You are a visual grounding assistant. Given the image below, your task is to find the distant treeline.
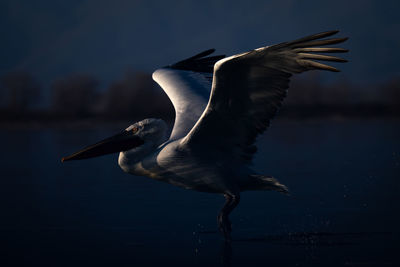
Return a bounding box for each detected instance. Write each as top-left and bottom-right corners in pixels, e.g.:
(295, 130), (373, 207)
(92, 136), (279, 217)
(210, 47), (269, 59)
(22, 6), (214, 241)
(0, 70), (399, 121)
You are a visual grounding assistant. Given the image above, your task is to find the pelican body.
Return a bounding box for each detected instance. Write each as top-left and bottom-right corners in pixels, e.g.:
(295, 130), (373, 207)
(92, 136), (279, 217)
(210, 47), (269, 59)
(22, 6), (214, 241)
(62, 31), (348, 240)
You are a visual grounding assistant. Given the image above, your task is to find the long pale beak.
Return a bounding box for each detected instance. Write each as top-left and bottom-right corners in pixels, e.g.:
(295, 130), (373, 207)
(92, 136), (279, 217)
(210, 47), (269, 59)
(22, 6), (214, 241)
(61, 131), (144, 162)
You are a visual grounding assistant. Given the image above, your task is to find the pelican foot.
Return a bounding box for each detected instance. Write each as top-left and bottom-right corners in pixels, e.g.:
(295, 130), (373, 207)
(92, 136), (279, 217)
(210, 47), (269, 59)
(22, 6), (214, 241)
(218, 213), (232, 241)
(217, 193), (240, 242)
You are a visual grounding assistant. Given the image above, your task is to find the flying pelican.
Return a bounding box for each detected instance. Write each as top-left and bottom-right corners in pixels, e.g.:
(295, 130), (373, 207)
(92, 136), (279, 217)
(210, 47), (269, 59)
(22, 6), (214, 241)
(62, 30), (348, 241)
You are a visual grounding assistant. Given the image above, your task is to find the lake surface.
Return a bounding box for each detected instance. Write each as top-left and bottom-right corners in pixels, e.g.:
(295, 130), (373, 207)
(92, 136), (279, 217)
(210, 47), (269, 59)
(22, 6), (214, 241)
(1, 119), (399, 266)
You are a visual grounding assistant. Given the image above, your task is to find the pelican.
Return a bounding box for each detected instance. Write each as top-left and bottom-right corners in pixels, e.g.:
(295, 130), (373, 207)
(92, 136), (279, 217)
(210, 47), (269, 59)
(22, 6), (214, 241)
(62, 30), (348, 241)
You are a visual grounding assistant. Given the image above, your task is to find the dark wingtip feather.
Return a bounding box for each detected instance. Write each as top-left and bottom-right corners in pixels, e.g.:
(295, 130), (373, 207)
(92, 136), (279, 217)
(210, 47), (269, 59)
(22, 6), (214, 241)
(328, 30), (340, 34)
(187, 49), (216, 60)
(286, 30), (340, 46)
(169, 49), (225, 73)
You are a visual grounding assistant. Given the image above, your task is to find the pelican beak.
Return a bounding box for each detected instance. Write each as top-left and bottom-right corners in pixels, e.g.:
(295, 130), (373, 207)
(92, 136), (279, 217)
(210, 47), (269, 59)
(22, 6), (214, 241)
(61, 131), (144, 162)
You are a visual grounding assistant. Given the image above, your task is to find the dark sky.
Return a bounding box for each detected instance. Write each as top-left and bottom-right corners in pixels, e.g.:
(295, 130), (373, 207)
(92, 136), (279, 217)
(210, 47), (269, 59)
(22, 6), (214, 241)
(1, 0), (399, 88)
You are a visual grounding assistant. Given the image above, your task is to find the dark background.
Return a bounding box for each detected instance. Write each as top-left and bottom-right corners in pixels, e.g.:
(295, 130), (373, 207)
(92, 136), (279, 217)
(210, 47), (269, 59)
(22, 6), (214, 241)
(0, 0), (399, 120)
(0, 1), (399, 266)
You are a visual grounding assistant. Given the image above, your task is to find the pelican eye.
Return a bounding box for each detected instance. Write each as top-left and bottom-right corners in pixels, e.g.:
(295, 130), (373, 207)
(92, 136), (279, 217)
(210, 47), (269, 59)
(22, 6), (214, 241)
(131, 127), (138, 134)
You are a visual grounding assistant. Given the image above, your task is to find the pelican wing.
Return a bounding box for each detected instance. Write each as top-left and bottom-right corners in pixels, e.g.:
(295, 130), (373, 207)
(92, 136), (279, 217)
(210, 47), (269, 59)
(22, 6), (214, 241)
(152, 49), (225, 140)
(183, 31), (348, 163)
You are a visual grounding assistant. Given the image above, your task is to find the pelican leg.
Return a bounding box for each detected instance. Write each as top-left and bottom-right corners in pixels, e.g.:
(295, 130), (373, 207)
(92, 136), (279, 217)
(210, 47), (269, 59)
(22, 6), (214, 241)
(217, 193), (240, 241)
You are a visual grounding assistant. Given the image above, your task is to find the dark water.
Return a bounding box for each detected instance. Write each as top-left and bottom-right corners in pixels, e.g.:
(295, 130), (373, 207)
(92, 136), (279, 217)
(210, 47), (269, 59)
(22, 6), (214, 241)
(1, 119), (399, 266)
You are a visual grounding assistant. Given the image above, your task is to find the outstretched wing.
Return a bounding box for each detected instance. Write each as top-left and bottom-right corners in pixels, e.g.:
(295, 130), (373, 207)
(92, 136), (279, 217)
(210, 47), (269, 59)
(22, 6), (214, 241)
(183, 30), (348, 163)
(152, 49), (225, 140)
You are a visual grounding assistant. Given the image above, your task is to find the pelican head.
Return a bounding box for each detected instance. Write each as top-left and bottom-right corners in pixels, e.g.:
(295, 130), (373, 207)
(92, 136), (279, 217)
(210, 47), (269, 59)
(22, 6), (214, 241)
(62, 118), (168, 163)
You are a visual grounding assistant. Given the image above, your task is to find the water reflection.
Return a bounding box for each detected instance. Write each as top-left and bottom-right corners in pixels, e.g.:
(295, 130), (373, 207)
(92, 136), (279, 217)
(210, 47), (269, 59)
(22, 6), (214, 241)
(216, 231), (395, 267)
(1, 119), (399, 266)
(221, 241), (232, 267)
